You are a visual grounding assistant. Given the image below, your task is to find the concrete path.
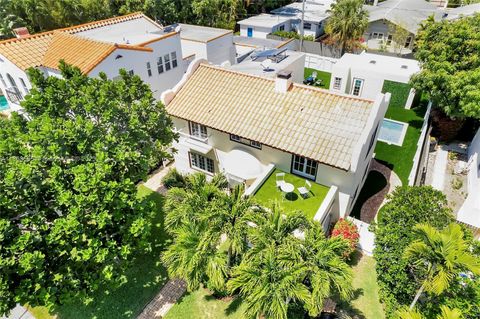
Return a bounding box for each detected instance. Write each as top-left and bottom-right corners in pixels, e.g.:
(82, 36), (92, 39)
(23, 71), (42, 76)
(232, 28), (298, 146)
(431, 146), (448, 191)
(360, 160), (402, 223)
(143, 162), (175, 195)
(137, 279), (186, 319)
(1, 305), (34, 319)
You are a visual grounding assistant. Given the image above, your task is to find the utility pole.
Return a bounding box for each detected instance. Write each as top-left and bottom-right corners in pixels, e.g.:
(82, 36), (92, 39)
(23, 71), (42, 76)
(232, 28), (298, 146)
(299, 0), (306, 52)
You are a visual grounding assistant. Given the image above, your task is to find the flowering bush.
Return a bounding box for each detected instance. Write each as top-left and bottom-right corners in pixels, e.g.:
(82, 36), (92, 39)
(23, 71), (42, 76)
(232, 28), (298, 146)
(331, 218), (359, 258)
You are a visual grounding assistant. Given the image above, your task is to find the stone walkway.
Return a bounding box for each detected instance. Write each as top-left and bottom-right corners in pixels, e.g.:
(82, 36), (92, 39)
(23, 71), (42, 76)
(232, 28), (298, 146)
(138, 163), (187, 319)
(360, 160), (402, 223)
(137, 279), (187, 319)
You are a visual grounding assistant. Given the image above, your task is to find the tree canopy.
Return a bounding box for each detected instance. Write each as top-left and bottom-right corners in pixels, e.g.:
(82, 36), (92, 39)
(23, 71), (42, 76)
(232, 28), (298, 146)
(0, 62), (176, 314)
(411, 14), (480, 119)
(373, 186), (454, 317)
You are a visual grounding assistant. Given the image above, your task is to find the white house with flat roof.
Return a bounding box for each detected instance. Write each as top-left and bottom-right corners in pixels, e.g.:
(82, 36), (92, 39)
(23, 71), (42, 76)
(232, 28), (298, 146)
(179, 24), (236, 66)
(330, 52), (420, 108)
(162, 60), (390, 226)
(238, 14), (293, 39)
(0, 13), (184, 112)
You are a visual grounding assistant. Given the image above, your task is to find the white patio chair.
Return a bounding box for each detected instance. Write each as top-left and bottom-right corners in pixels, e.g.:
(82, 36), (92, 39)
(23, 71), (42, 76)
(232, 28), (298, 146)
(298, 180), (312, 198)
(275, 173), (285, 189)
(311, 71), (317, 80)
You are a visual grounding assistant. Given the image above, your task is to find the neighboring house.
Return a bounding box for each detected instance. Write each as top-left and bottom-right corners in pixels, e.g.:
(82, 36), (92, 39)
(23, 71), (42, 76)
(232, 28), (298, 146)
(179, 24), (236, 66)
(363, 0), (443, 54)
(329, 51), (420, 108)
(162, 60), (390, 225)
(229, 49), (305, 83)
(0, 12), (185, 112)
(237, 0), (333, 40)
(271, 0), (334, 39)
(445, 3), (480, 20)
(457, 129), (480, 239)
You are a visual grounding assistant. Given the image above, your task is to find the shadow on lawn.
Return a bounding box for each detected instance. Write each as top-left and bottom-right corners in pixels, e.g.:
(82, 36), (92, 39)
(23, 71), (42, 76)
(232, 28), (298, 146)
(55, 190), (170, 319)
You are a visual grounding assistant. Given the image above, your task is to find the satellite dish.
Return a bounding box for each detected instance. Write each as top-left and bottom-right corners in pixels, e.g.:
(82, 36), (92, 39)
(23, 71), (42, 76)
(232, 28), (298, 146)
(261, 59), (273, 72)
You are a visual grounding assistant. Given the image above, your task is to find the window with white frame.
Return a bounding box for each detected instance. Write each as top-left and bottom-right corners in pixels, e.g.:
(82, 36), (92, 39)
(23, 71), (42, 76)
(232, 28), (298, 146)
(333, 77), (342, 90)
(386, 34), (393, 45)
(292, 155), (317, 180)
(189, 121), (208, 139)
(371, 32), (384, 39)
(404, 36), (412, 48)
(190, 152), (214, 173)
(157, 57), (164, 74)
(229, 134), (261, 149)
(250, 140), (261, 149)
(19, 78), (28, 93)
(303, 22), (312, 30)
(164, 54), (171, 71)
(230, 134), (241, 142)
(128, 70), (134, 76)
(146, 62), (152, 77)
(171, 52), (178, 68)
(0, 74), (7, 87)
(279, 25), (285, 31)
(351, 78), (364, 96)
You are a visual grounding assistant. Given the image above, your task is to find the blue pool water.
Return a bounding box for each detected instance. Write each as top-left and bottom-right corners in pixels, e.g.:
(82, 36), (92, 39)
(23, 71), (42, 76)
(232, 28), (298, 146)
(378, 119), (407, 146)
(0, 96), (8, 111)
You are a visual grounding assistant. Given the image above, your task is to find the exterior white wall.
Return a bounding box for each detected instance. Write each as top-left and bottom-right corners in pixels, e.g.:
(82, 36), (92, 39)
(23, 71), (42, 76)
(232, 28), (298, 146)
(181, 40), (207, 62)
(206, 34), (236, 65)
(89, 33), (185, 100)
(240, 22), (292, 39)
(0, 53), (32, 111)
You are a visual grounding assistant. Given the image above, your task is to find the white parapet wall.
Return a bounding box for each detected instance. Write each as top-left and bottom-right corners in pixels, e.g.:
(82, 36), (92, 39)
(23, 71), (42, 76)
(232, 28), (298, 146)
(304, 53), (338, 73)
(244, 163), (276, 197)
(348, 217), (375, 256)
(314, 185), (338, 233)
(408, 101), (432, 185)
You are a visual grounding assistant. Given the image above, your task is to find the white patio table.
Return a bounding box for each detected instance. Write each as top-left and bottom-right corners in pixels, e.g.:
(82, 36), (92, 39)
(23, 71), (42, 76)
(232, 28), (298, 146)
(280, 182), (294, 199)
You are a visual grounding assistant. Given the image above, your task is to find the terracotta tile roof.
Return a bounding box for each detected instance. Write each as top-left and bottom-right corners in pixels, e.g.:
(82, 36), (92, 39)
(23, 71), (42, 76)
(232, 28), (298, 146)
(166, 64), (376, 170)
(0, 12), (155, 72)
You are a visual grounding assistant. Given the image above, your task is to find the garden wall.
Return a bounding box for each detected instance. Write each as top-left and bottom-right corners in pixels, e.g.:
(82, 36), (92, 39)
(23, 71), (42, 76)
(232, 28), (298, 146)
(304, 53), (338, 73)
(266, 34), (342, 58)
(408, 101), (432, 186)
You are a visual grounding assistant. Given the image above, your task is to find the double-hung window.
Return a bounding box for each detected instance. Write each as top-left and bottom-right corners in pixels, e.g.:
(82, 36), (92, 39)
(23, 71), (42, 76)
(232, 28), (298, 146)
(386, 34), (393, 46)
(190, 152), (214, 173)
(171, 52), (178, 68)
(164, 54), (171, 71)
(333, 77), (342, 90)
(351, 78), (364, 96)
(189, 122), (208, 139)
(19, 78), (29, 93)
(157, 57), (164, 74)
(146, 62), (152, 77)
(404, 36), (412, 48)
(292, 155), (317, 180)
(303, 22), (312, 30)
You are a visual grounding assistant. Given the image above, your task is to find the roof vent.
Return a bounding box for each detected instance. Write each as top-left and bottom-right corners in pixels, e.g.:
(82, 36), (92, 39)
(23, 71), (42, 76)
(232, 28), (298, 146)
(401, 65), (408, 69)
(369, 60), (376, 64)
(13, 27), (30, 39)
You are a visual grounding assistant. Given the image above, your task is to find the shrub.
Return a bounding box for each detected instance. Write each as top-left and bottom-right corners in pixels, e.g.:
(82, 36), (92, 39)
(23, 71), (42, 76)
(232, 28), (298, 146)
(331, 218), (359, 258)
(162, 168), (186, 189)
(272, 30), (314, 41)
(381, 80), (412, 108)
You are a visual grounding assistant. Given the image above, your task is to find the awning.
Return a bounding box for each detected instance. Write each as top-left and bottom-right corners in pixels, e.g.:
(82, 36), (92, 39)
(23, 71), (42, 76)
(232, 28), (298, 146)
(184, 138), (213, 155)
(220, 148), (265, 180)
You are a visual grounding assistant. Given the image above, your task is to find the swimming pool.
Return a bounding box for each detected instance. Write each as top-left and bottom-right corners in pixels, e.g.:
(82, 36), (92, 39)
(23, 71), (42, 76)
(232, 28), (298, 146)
(0, 96), (9, 111)
(378, 118), (408, 146)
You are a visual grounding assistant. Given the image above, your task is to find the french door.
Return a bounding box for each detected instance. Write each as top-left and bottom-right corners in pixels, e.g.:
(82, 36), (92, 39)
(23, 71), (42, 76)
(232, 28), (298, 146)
(292, 155), (317, 180)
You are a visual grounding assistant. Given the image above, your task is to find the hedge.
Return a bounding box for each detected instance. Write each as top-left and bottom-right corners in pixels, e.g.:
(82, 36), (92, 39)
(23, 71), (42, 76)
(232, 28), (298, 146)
(381, 80), (412, 108)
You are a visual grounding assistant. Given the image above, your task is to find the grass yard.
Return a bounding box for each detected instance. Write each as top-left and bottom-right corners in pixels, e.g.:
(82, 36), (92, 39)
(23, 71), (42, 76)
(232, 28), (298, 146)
(350, 171), (387, 220)
(338, 251), (385, 319)
(31, 185), (169, 319)
(374, 105), (427, 185)
(164, 289), (247, 319)
(304, 67), (331, 89)
(253, 169), (330, 219)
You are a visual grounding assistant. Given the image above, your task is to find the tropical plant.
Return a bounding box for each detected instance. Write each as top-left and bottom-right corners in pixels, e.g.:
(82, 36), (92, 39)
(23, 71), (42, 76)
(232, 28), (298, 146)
(0, 62), (175, 314)
(373, 186), (454, 317)
(397, 305), (463, 319)
(404, 223), (480, 309)
(162, 168), (186, 189)
(325, 0), (369, 54)
(331, 218), (359, 259)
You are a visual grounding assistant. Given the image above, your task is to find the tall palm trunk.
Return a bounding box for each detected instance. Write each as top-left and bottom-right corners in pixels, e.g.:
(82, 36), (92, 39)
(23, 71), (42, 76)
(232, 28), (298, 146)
(409, 281), (425, 309)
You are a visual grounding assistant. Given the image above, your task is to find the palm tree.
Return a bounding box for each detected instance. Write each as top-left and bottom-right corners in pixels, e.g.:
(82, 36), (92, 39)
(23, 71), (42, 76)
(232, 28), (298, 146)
(404, 223), (480, 309)
(302, 223), (353, 317)
(325, 0), (369, 54)
(397, 305), (462, 319)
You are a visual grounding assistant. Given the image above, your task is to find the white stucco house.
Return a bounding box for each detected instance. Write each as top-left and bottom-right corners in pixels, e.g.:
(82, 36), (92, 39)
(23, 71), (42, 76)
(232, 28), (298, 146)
(179, 24), (236, 66)
(238, 14), (292, 39)
(457, 129), (480, 238)
(0, 13), (185, 112)
(162, 59), (390, 227)
(329, 51), (420, 108)
(363, 0), (443, 54)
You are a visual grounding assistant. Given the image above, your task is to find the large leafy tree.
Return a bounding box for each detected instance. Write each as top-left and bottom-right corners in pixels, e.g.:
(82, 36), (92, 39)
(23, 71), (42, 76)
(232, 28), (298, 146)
(411, 14), (480, 119)
(373, 186), (454, 317)
(404, 223), (480, 310)
(0, 62), (176, 314)
(325, 0), (369, 54)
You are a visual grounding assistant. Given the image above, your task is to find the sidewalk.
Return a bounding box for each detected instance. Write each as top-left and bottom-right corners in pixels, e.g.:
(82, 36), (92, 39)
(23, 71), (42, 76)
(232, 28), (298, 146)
(1, 305), (34, 319)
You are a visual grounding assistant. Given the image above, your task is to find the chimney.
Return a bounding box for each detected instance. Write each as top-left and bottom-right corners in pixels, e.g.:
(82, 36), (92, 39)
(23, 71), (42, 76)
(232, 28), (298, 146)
(275, 70), (292, 93)
(13, 27), (30, 39)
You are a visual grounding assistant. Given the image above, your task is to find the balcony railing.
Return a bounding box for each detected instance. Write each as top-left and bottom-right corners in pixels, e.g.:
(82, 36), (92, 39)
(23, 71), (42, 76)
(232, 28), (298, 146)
(5, 87), (23, 105)
(175, 128), (210, 143)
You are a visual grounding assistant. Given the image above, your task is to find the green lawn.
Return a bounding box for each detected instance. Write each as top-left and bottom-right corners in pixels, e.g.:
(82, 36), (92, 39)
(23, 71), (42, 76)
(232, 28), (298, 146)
(164, 289), (247, 319)
(30, 185), (169, 319)
(338, 251), (385, 319)
(374, 104), (427, 185)
(253, 169), (330, 219)
(304, 68), (331, 89)
(350, 171), (387, 220)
